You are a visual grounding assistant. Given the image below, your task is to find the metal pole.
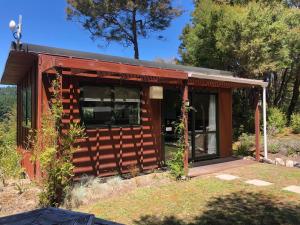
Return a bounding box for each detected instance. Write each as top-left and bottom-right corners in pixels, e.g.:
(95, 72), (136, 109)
(254, 94), (260, 161)
(263, 86), (268, 159)
(18, 15), (22, 40)
(16, 15), (22, 50)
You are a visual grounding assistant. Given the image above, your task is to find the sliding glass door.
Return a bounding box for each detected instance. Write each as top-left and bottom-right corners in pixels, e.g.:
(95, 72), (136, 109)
(189, 92), (218, 161)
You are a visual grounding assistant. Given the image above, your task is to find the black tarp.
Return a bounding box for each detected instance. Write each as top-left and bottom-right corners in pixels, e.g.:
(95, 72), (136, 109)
(0, 207), (123, 225)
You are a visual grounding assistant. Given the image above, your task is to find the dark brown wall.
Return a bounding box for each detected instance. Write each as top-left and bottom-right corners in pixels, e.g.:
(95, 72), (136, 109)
(218, 88), (233, 157)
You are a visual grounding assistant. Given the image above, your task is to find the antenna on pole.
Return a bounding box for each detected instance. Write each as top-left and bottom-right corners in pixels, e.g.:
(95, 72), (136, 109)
(9, 15), (23, 50)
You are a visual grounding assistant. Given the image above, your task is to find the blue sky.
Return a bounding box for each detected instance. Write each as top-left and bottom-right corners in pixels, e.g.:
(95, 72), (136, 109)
(0, 0), (194, 83)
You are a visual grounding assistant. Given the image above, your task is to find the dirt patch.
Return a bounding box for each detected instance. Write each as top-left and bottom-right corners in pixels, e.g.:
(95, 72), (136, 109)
(0, 179), (40, 217)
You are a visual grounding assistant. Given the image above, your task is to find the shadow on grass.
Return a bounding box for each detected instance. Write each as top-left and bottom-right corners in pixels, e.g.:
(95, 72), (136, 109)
(135, 191), (300, 225)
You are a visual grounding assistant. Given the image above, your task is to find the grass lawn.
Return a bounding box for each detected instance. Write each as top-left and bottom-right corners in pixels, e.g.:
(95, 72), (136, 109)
(80, 163), (300, 225)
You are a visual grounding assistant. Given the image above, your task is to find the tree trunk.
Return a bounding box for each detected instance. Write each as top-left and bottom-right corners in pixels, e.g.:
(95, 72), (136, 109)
(274, 68), (291, 107)
(132, 6), (139, 59)
(287, 68), (300, 123)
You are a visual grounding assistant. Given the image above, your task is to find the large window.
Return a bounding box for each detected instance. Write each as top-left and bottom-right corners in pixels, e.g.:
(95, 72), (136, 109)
(22, 85), (32, 128)
(79, 85), (141, 127)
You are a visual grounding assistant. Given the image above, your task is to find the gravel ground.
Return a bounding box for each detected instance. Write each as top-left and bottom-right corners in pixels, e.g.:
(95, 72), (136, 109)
(0, 179), (40, 217)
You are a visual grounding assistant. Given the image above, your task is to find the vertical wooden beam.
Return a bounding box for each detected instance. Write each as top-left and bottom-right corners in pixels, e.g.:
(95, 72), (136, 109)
(254, 91), (260, 161)
(37, 58), (43, 130)
(218, 88), (233, 157)
(182, 82), (189, 176)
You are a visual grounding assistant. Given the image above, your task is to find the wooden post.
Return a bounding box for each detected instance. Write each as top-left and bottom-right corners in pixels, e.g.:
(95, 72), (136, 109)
(37, 60), (43, 130)
(254, 92), (260, 161)
(182, 83), (189, 176)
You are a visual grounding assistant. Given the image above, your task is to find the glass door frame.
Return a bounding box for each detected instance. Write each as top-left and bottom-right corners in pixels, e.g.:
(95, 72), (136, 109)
(189, 91), (219, 162)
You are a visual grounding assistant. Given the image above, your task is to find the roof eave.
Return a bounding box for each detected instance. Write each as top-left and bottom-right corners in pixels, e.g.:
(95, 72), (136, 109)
(0, 50), (37, 85)
(188, 72), (268, 88)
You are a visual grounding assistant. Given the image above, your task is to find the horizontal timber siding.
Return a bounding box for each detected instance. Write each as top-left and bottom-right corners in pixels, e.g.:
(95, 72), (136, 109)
(42, 75), (162, 177)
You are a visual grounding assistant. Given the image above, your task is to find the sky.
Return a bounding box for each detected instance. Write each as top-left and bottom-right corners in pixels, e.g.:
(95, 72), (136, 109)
(0, 0), (194, 84)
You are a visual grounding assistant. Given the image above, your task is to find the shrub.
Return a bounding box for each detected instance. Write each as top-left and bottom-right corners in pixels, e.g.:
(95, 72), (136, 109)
(268, 142), (280, 154)
(287, 147), (298, 157)
(0, 106), (22, 185)
(234, 133), (254, 156)
(291, 113), (300, 134)
(167, 118), (186, 179)
(31, 76), (85, 207)
(267, 107), (287, 135)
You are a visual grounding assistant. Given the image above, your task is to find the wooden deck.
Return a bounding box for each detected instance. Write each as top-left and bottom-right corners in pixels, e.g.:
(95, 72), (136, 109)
(188, 157), (256, 177)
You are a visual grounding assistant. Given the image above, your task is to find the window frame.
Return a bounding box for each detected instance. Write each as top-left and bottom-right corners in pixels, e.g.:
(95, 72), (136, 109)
(79, 84), (142, 128)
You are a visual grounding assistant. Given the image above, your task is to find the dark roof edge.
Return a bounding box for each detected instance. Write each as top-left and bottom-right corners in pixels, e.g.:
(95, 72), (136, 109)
(17, 42), (233, 76)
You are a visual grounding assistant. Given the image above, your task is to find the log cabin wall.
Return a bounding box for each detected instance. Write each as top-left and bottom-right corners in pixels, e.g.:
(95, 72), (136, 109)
(42, 75), (162, 177)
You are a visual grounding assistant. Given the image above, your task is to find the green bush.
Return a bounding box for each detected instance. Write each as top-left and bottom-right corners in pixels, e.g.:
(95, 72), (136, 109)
(291, 113), (300, 134)
(0, 106), (22, 185)
(287, 147), (299, 157)
(31, 77), (85, 207)
(167, 149), (184, 179)
(234, 133), (254, 157)
(167, 119), (186, 179)
(268, 107), (287, 135)
(268, 142), (280, 154)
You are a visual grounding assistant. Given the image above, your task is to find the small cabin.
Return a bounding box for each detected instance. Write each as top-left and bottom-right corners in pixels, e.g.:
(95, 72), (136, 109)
(1, 43), (268, 179)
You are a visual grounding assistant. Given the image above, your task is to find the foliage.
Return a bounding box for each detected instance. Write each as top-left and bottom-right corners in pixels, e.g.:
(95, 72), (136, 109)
(179, 0), (300, 132)
(268, 142), (280, 154)
(31, 76), (85, 207)
(291, 113), (300, 134)
(0, 105), (22, 185)
(0, 86), (16, 122)
(268, 107), (287, 135)
(66, 0), (182, 59)
(287, 145), (300, 157)
(14, 181), (27, 195)
(234, 133), (254, 156)
(167, 118), (185, 179)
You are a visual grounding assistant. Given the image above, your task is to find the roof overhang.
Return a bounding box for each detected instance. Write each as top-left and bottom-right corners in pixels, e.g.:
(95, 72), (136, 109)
(188, 72), (268, 88)
(1, 50), (37, 85)
(1, 42), (268, 88)
(41, 55), (188, 81)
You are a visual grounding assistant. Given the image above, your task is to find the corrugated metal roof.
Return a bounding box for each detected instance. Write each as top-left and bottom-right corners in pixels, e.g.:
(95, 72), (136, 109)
(19, 43), (233, 76)
(1, 42), (267, 87)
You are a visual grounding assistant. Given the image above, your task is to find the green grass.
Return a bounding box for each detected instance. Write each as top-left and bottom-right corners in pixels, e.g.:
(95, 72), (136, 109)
(80, 163), (300, 224)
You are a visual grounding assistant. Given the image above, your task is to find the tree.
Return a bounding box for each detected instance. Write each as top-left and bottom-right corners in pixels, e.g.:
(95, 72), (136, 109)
(179, 0), (300, 133)
(0, 86), (16, 122)
(0, 105), (21, 185)
(66, 0), (182, 59)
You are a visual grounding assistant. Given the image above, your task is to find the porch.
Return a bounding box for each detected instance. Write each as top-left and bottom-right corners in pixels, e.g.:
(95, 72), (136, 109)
(188, 157), (256, 177)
